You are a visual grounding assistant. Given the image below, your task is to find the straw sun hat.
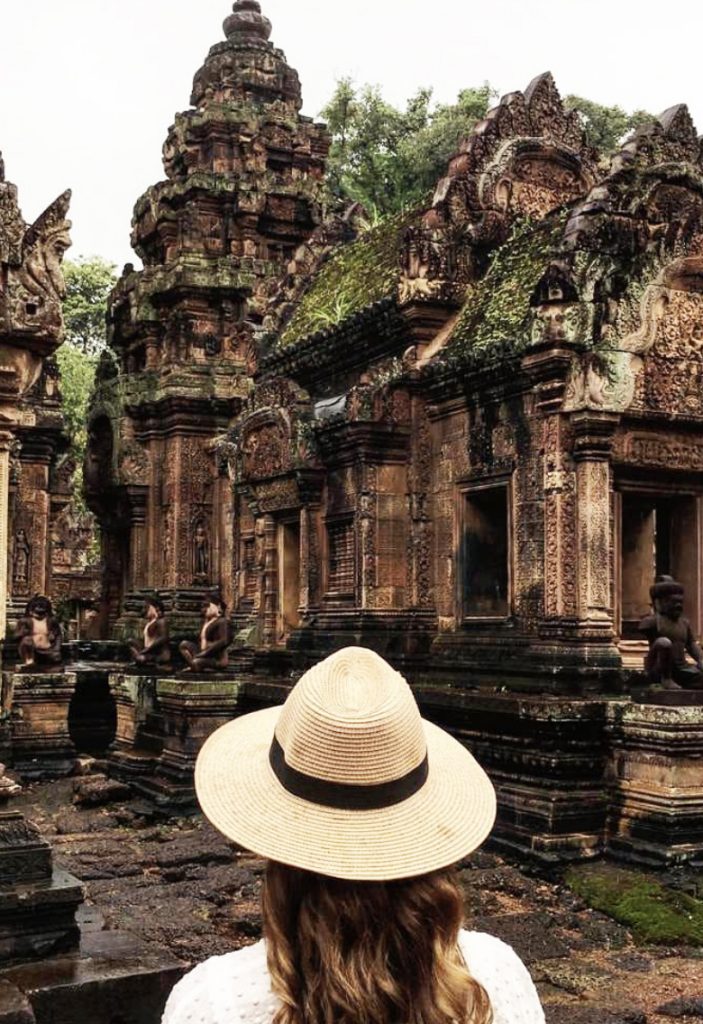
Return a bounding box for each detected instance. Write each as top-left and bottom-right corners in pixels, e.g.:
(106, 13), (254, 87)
(195, 647), (497, 881)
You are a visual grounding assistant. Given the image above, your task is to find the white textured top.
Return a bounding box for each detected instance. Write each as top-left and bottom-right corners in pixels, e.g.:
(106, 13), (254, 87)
(162, 930), (545, 1024)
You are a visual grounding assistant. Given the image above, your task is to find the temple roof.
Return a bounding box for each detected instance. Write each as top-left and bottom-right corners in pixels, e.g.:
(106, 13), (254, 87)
(265, 73), (599, 357)
(265, 76), (703, 385)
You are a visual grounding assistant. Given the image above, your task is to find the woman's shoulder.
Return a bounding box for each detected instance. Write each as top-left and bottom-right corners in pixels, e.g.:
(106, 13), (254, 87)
(161, 939), (277, 1024)
(459, 929), (545, 1024)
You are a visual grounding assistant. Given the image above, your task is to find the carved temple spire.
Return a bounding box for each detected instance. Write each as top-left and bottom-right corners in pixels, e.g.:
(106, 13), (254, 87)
(223, 0), (273, 43)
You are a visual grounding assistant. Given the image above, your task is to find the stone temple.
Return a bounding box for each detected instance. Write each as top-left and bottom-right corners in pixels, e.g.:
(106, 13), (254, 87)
(2, 0), (703, 921)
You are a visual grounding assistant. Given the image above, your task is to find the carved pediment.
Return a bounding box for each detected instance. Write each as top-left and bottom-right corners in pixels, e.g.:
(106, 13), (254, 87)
(240, 412), (292, 481)
(564, 253), (703, 416)
(564, 105), (703, 258)
(426, 73), (597, 239)
(1, 186), (72, 344)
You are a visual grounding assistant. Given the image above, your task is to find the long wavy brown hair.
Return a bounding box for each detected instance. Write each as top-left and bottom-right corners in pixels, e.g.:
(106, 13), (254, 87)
(262, 861), (492, 1024)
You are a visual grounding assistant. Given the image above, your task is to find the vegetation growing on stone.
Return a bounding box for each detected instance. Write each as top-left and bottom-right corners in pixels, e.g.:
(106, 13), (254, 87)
(566, 863), (703, 946)
(278, 206), (419, 349)
(444, 211), (569, 368)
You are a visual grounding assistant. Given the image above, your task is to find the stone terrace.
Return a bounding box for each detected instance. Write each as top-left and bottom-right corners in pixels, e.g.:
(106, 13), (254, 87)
(10, 779), (703, 1024)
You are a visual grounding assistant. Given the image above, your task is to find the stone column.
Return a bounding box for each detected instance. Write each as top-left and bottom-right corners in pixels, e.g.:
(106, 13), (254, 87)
(572, 412), (619, 635)
(0, 432), (11, 640)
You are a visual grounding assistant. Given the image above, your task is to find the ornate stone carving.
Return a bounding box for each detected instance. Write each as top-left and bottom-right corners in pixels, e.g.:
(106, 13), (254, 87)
(242, 420), (290, 480)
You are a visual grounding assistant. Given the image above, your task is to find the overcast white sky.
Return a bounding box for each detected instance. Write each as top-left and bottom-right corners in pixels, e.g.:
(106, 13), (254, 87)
(1, 0), (702, 269)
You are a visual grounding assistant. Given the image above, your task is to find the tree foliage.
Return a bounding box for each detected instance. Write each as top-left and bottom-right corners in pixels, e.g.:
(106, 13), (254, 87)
(321, 80), (496, 217)
(56, 343), (98, 463)
(57, 256), (117, 513)
(62, 255), (117, 355)
(563, 95), (653, 154)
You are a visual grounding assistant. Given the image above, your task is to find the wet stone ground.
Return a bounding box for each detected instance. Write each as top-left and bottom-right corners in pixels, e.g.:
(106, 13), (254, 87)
(13, 779), (703, 1024)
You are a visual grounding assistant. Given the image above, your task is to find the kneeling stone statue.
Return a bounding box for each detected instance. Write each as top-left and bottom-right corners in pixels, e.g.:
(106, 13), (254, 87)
(640, 575), (703, 690)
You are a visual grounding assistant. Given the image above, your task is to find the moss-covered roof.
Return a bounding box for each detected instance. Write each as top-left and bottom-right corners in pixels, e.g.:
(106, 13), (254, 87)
(277, 206), (421, 350)
(442, 211), (569, 369)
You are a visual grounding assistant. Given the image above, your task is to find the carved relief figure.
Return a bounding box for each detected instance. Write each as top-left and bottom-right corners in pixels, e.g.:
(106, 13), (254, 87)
(179, 594), (231, 672)
(11, 530), (30, 590)
(640, 576), (703, 690)
(128, 596), (171, 668)
(242, 422), (288, 479)
(15, 596), (63, 672)
(192, 519), (210, 582)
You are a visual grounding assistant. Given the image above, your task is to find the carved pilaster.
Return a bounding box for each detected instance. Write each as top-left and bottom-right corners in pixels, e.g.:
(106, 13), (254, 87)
(262, 516), (277, 645)
(358, 464), (377, 611)
(127, 486), (149, 591)
(0, 433), (11, 640)
(542, 415), (577, 620)
(571, 412), (619, 632)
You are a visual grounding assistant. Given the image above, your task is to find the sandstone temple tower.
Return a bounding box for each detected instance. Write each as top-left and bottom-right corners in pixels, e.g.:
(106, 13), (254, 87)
(86, 1), (329, 633)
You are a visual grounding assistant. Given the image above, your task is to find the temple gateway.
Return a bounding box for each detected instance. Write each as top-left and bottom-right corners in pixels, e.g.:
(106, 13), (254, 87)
(3, 0), (703, 867)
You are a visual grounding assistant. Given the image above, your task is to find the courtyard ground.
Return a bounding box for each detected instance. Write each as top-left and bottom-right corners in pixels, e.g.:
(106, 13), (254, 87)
(12, 778), (703, 1024)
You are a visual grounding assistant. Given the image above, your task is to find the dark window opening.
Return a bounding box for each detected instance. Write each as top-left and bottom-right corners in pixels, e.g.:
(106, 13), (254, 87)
(620, 493), (698, 639)
(462, 485), (510, 618)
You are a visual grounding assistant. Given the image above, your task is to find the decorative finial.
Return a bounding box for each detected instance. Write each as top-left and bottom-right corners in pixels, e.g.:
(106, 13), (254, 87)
(223, 1), (272, 42)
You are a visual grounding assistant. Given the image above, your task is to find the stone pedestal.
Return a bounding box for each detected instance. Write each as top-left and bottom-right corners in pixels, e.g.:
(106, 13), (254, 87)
(416, 689), (628, 862)
(0, 811), (184, 1022)
(0, 812), (83, 963)
(131, 677), (245, 810)
(107, 672), (162, 779)
(4, 674), (76, 777)
(606, 700), (703, 867)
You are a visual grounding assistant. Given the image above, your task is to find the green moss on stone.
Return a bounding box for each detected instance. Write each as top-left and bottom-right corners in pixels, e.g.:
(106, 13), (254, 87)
(278, 206), (420, 349)
(566, 863), (703, 946)
(445, 212), (569, 368)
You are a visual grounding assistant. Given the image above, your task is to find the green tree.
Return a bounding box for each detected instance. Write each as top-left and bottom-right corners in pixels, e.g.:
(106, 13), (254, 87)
(564, 96), (653, 153)
(321, 80), (496, 217)
(62, 255), (117, 354)
(57, 256), (117, 513)
(56, 343), (98, 464)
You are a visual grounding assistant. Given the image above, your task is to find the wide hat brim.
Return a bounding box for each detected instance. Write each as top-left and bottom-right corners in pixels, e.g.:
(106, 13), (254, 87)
(195, 706), (497, 881)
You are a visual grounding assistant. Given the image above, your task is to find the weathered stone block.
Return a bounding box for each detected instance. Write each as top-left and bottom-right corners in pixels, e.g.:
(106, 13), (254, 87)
(607, 701), (703, 866)
(130, 677), (246, 810)
(5, 674), (76, 778)
(0, 929), (184, 1024)
(72, 775), (131, 808)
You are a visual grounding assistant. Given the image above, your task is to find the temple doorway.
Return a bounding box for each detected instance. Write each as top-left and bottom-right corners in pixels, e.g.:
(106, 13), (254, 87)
(68, 673), (117, 756)
(618, 491), (700, 639)
(277, 518), (301, 642)
(460, 482), (511, 619)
